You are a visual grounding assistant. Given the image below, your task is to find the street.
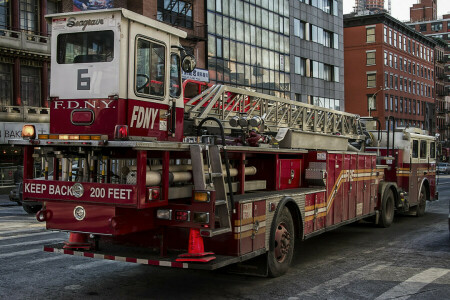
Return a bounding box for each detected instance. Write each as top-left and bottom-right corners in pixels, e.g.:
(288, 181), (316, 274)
(0, 178), (449, 300)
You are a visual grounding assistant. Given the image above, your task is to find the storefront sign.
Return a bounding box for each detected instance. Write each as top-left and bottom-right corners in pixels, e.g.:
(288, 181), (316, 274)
(182, 68), (209, 83)
(0, 122), (49, 144)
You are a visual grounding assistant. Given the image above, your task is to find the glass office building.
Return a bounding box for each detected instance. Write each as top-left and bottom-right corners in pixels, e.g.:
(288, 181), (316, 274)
(290, 0), (344, 110)
(206, 0), (291, 99)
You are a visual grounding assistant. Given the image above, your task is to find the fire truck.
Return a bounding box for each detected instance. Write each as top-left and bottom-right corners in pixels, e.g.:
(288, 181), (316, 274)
(12, 9), (437, 277)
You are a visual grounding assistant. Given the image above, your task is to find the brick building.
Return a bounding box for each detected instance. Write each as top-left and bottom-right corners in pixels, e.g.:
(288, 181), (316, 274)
(406, 13), (450, 144)
(344, 13), (436, 132)
(0, 0), (60, 176)
(354, 0), (385, 14)
(410, 0), (437, 22)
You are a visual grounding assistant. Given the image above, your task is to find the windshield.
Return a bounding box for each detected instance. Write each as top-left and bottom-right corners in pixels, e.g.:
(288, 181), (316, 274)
(57, 30), (114, 64)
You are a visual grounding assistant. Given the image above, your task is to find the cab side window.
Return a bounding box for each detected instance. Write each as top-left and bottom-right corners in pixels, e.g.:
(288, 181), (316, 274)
(169, 53), (181, 97)
(135, 37), (165, 97)
(412, 140), (418, 158)
(420, 140), (427, 159)
(430, 142), (436, 159)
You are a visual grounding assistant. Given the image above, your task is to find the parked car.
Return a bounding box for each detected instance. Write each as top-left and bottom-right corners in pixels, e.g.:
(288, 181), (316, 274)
(437, 163), (450, 174)
(9, 182), (22, 206)
(9, 181), (43, 214)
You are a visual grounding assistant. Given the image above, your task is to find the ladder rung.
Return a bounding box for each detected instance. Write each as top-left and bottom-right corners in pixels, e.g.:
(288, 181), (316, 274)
(215, 200), (227, 206)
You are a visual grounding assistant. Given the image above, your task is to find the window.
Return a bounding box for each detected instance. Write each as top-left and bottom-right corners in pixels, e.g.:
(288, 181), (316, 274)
(389, 29), (392, 45)
(420, 140), (427, 159)
(216, 37), (223, 57)
(135, 38), (166, 97)
(431, 22), (443, 31)
(368, 94), (376, 111)
(394, 55), (397, 69)
(333, 66), (339, 82)
(294, 56), (305, 76)
(20, 0), (38, 32)
(395, 75), (398, 90)
(389, 53), (393, 67)
(417, 100), (420, 115)
(294, 19), (305, 39)
(384, 51), (388, 65)
(413, 99), (416, 114)
(400, 97), (403, 113)
(394, 32), (397, 47)
(367, 73), (376, 88)
(390, 95), (393, 111)
(384, 72), (388, 88)
(395, 97), (398, 112)
(412, 140), (418, 158)
(57, 31), (115, 64)
(0, 63), (12, 106)
(157, 0), (193, 28)
(21, 66), (40, 107)
(420, 24), (427, 31)
(399, 34), (402, 49)
(399, 57), (403, 71)
(0, 0), (11, 30)
(430, 142), (436, 158)
(366, 51), (376, 65)
(385, 94), (388, 111)
(333, 33), (339, 49)
(390, 74), (393, 88)
(366, 26), (376, 43)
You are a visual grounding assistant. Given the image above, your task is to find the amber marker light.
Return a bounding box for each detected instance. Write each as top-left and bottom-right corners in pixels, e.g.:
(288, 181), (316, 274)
(22, 125), (36, 139)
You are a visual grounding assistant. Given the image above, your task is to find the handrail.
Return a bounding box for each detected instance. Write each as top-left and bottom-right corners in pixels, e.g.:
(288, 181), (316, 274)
(185, 84), (364, 140)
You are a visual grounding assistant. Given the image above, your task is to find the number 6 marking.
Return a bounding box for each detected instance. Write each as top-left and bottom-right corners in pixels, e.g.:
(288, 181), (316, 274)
(77, 69), (91, 90)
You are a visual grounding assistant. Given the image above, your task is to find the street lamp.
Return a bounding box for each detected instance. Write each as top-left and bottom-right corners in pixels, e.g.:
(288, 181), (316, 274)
(369, 86), (389, 117)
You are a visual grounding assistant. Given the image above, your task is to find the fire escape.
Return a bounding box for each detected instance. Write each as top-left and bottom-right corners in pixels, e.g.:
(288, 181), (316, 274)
(158, 0), (207, 47)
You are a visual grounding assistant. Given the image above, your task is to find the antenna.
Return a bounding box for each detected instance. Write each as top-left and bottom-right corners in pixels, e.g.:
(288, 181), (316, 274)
(388, 0), (391, 14)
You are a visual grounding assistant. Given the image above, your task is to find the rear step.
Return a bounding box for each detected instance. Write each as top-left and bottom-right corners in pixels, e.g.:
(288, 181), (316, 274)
(44, 243), (266, 270)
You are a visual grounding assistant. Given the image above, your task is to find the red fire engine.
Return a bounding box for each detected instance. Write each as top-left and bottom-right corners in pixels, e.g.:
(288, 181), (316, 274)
(12, 9), (437, 277)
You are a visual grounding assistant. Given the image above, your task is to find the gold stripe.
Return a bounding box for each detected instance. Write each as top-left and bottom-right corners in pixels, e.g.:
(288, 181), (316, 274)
(234, 218), (253, 226)
(234, 227), (266, 239)
(254, 215), (266, 222)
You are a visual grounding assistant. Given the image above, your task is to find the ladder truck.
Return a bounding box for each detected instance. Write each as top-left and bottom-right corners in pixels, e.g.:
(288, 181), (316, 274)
(12, 9), (437, 277)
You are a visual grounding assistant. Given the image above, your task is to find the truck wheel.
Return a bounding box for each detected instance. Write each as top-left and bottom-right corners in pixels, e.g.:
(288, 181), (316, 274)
(412, 188), (427, 217)
(379, 189), (395, 228)
(268, 207), (294, 277)
(22, 203), (42, 214)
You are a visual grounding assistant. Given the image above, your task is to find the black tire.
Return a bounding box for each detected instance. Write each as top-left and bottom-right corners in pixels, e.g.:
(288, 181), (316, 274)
(412, 188), (427, 217)
(379, 189), (395, 228)
(268, 207), (295, 277)
(22, 203), (42, 214)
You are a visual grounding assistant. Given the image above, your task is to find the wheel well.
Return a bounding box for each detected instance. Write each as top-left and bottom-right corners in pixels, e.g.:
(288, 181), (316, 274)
(284, 201), (303, 240)
(422, 180), (430, 200)
(387, 185), (399, 209)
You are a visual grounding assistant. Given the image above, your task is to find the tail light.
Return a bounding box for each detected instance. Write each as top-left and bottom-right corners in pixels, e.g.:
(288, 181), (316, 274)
(114, 125), (128, 140)
(175, 210), (190, 221)
(147, 187), (160, 201)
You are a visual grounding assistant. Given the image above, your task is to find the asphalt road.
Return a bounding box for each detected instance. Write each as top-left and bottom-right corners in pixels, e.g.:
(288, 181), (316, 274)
(0, 177), (449, 300)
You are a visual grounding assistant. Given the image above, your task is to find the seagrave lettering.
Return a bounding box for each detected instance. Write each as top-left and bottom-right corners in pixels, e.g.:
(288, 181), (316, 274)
(67, 17), (104, 31)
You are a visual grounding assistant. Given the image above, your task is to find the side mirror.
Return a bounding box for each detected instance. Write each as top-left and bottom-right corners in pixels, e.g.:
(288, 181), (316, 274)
(181, 55), (196, 73)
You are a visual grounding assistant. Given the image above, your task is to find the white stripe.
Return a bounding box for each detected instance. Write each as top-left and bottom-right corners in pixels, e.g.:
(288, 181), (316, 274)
(136, 258), (149, 264)
(0, 248), (41, 259)
(93, 253), (104, 259)
(317, 207), (326, 213)
(115, 256), (126, 262)
(305, 211), (314, 217)
(375, 268), (450, 300)
(297, 263), (390, 297)
(0, 231), (63, 241)
(28, 255), (67, 264)
(0, 238), (61, 249)
(159, 261), (172, 267)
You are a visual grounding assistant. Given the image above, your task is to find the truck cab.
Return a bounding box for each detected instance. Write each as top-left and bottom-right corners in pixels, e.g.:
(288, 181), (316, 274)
(47, 9), (194, 141)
